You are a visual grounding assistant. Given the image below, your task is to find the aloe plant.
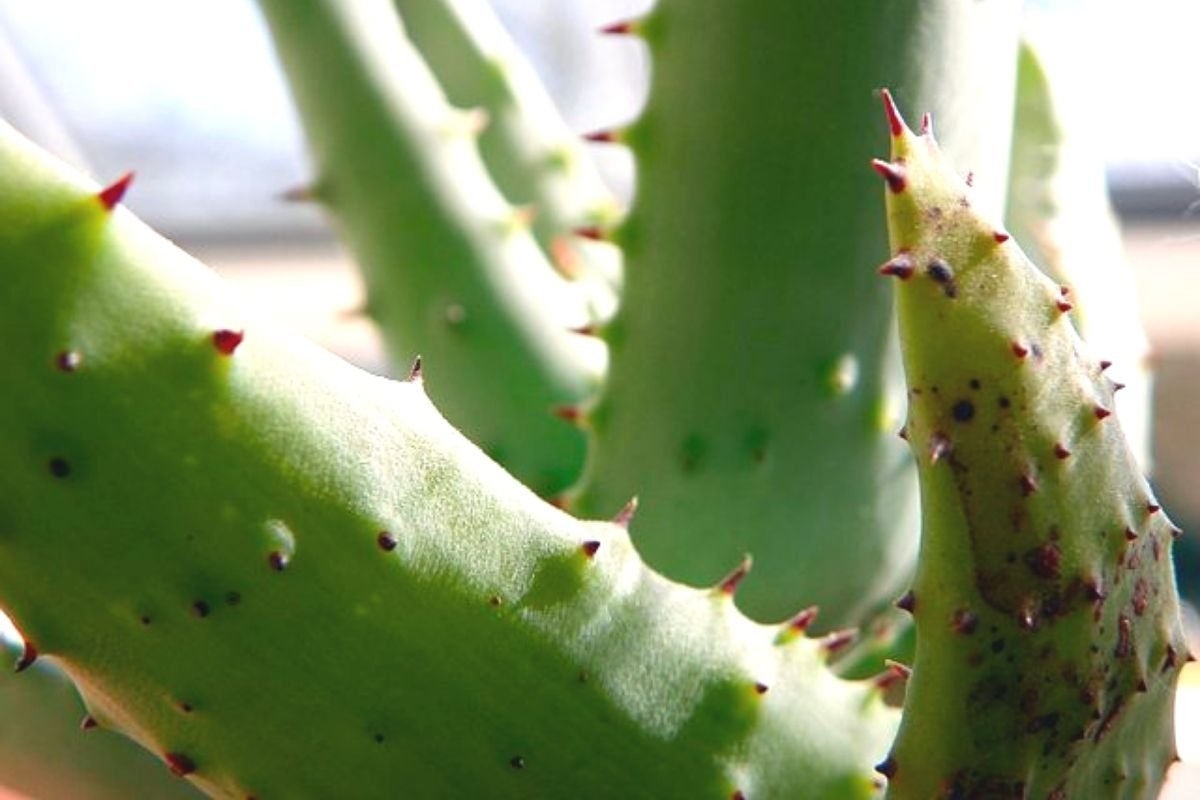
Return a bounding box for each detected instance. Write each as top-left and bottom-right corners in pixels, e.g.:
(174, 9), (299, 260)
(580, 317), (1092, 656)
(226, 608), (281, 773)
(0, 1), (1187, 798)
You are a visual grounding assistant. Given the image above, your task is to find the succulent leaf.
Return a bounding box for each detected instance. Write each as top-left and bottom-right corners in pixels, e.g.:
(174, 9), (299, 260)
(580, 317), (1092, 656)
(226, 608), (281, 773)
(573, 0), (1022, 625)
(395, 0), (623, 298)
(256, 0), (603, 497)
(877, 93), (1187, 800)
(0, 118), (895, 800)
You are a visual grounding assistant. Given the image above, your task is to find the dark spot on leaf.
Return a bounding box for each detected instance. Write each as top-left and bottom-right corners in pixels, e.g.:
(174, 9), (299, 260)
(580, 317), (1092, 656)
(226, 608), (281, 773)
(1132, 579), (1149, 616)
(1115, 615), (1133, 659)
(55, 350), (82, 372)
(952, 608), (978, 634)
(1027, 712), (1060, 733)
(927, 259), (953, 283)
(952, 400), (975, 422)
(1024, 543), (1062, 579)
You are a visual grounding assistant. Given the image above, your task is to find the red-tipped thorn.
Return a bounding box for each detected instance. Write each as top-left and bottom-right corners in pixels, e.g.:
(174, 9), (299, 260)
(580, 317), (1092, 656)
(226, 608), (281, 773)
(570, 322), (598, 337)
(599, 20), (636, 35)
(717, 555), (753, 596)
(880, 89), (906, 137)
(81, 714), (98, 731)
(787, 605), (820, 634)
(14, 641), (37, 673)
(1094, 405), (1112, 420)
(753, 682), (769, 695)
(509, 205), (537, 228)
(165, 752), (196, 777)
(1124, 527), (1139, 542)
(1112, 381), (1126, 393)
(871, 159), (907, 193)
(97, 171), (135, 210)
(550, 236), (584, 279)
(993, 231), (1011, 244)
(1056, 299), (1074, 314)
(1148, 502), (1162, 515)
(1053, 443), (1071, 460)
(896, 590), (916, 614)
(581, 540), (601, 559)
(583, 129), (621, 144)
(406, 355), (423, 383)
(820, 628), (857, 655)
(920, 112), (934, 137)
(212, 329), (244, 356)
(573, 225), (607, 241)
(1019, 474), (1039, 497)
(897, 425), (909, 441)
(280, 184), (317, 203)
(1099, 360), (1113, 371)
(875, 660), (912, 691)
(878, 252), (915, 279)
(552, 404), (584, 424)
(460, 107), (490, 137)
(1012, 341), (1030, 359)
(612, 496), (638, 528)
(875, 756), (898, 779)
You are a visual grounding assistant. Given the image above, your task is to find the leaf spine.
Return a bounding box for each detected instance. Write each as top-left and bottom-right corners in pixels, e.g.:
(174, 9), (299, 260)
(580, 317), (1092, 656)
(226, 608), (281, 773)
(406, 355), (423, 383)
(611, 496), (638, 529)
(598, 20), (638, 36)
(716, 556), (753, 596)
(871, 159), (907, 193)
(879, 89), (909, 137)
(878, 252), (915, 279)
(14, 640), (37, 672)
(212, 329), (245, 356)
(97, 171), (135, 210)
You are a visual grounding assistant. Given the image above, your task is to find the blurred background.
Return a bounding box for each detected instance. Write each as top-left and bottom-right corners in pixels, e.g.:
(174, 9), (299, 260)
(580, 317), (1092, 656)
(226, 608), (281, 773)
(0, 0), (1198, 796)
